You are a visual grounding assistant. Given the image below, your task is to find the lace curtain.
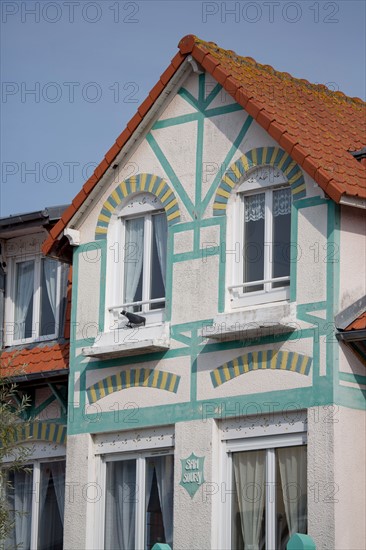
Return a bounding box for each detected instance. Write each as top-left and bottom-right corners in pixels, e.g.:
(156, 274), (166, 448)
(244, 194), (265, 223)
(273, 188), (292, 217)
(244, 189), (291, 223)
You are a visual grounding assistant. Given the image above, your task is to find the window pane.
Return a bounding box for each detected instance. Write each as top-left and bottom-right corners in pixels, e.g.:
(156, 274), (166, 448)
(40, 259), (57, 336)
(3, 468), (33, 550)
(14, 260), (34, 340)
(38, 461), (65, 550)
(150, 213), (167, 310)
(244, 194), (265, 293)
(276, 446), (307, 548)
(145, 455), (173, 549)
(105, 460), (136, 550)
(232, 450), (266, 550)
(272, 188), (291, 288)
(124, 218), (144, 311)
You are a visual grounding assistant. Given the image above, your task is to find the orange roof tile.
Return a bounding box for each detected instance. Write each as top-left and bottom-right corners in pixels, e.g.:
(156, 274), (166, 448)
(345, 311), (366, 331)
(43, 35), (366, 256)
(0, 343), (69, 378)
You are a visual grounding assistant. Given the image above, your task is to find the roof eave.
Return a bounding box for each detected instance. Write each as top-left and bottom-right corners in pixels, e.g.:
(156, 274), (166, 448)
(42, 52), (189, 256)
(339, 195), (366, 210)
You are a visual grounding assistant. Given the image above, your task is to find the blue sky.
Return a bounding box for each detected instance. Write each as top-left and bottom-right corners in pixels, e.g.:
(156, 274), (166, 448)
(1, 0), (365, 217)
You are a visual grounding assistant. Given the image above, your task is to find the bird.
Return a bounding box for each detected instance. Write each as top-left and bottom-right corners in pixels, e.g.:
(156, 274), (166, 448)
(121, 310), (146, 328)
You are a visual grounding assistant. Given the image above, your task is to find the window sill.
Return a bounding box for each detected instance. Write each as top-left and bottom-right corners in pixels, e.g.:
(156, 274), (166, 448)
(201, 301), (296, 342)
(82, 323), (170, 359)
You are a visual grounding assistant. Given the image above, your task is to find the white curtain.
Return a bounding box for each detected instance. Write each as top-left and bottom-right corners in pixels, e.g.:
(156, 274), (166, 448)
(14, 261), (34, 338)
(39, 467), (51, 525)
(155, 455), (174, 547)
(278, 446), (307, 537)
(105, 460), (136, 550)
(14, 470), (33, 550)
(50, 462), (66, 526)
(43, 259), (57, 319)
(233, 450), (265, 550)
(273, 188), (291, 217)
(244, 194), (265, 223)
(124, 218), (144, 305)
(153, 214), (167, 288)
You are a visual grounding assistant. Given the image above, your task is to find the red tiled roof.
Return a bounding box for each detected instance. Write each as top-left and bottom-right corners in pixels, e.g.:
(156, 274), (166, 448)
(43, 35), (366, 256)
(345, 311), (366, 331)
(0, 343), (69, 378)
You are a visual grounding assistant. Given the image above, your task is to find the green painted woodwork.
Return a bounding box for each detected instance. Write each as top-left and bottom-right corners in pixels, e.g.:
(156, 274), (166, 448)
(287, 533), (316, 550)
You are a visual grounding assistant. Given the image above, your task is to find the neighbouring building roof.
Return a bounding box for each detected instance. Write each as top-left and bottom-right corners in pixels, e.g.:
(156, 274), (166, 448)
(335, 297), (366, 366)
(43, 35), (366, 256)
(345, 311), (366, 331)
(0, 342), (69, 379)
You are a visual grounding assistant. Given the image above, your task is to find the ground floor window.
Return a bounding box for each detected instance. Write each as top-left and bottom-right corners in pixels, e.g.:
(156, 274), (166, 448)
(3, 459), (65, 550)
(224, 436), (307, 550)
(104, 453), (173, 550)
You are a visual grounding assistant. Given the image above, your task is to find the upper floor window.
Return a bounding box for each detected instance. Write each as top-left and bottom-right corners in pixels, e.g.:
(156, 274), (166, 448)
(5, 256), (64, 345)
(108, 193), (168, 326)
(229, 167), (292, 308)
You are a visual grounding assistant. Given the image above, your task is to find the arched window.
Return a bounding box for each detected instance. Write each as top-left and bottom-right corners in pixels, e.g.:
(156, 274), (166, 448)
(108, 193), (168, 326)
(229, 166), (292, 307)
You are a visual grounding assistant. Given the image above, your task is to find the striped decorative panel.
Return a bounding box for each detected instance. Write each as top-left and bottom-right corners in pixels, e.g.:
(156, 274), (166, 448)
(95, 173), (180, 239)
(87, 368), (181, 403)
(213, 147), (306, 215)
(1, 422), (66, 447)
(210, 350), (312, 388)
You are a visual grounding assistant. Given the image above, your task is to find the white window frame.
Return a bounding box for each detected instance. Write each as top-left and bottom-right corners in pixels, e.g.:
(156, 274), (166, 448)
(5, 255), (62, 346)
(229, 167), (291, 309)
(107, 193), (167, 329)
(2, 455), (66, 549)
(220, 433), (307, 550)
(95, 448), (174, 550)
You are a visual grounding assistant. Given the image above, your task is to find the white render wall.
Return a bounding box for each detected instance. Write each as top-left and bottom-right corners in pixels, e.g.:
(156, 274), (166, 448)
(173, 419), (220, 550)
(339, 205), (366, 311)
(334, 407), (366, 549)
(63, 434), (91, 550)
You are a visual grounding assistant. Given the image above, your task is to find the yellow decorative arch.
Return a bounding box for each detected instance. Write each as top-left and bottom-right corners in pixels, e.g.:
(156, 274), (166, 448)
(87, 368), (181, 403)
(213, 147), (306, 215)
(2, 422), (66, 446)
(211, 350), (312, 387)
(95, 174), (180, 239)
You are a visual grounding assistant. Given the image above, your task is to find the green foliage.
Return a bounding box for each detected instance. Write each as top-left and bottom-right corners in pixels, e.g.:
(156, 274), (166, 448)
(0, 358), (31, 546)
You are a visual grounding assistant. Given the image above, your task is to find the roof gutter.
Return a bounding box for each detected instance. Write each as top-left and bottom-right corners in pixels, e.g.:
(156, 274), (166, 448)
(339, 195), (366, 210)
(336, 329), (366, 342)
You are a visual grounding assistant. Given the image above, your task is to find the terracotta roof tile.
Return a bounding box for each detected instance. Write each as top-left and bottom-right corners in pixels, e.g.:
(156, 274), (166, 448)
(0, 343), (69, 378)
(345, 311), (366, 331)
(42, 34), (366, 257)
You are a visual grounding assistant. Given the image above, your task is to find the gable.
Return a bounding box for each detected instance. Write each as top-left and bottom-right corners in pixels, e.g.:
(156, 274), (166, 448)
(43, 35), (366, 256)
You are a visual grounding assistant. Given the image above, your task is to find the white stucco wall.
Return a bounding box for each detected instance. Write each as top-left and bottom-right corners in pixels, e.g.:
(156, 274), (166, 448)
(173, 418), (220, 550)
(334, 406), (366, 549)
(63, 433), (92, 550)
(339, 205), (366, 310)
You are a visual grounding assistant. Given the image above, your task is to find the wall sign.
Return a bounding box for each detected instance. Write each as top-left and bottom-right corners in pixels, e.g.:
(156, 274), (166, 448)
(179, 452), (205, 498)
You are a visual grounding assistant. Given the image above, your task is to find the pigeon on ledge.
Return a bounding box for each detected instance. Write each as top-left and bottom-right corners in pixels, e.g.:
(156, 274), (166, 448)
(121, 310), (146, 328)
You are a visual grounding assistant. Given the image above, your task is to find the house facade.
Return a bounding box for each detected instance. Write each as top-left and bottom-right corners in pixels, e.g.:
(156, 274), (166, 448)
(40, 35), (366, 550)
(0, 206), (70, 550)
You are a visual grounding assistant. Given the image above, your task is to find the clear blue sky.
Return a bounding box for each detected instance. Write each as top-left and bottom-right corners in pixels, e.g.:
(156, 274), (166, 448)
(1, 0), (365, 217)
